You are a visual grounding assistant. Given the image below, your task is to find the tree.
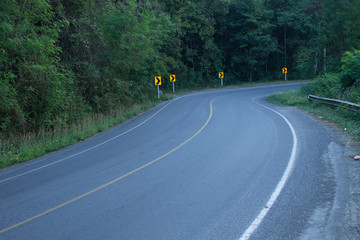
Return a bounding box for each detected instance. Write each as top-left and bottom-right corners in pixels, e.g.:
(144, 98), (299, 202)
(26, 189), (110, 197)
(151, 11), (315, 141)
(322, 0), (360, 61)
(0, 0), (73, 134)
(227, 0), (276, 81)
(157, 0), (229, 87)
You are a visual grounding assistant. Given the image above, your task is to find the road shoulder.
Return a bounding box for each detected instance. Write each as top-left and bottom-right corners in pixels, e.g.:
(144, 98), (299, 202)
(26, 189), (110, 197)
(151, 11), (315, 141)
(296, 113), (360, 239)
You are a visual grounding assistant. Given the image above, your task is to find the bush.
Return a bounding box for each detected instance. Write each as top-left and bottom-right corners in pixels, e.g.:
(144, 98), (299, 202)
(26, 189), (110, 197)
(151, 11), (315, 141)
(301, 50), (360, 104)
(340, 50), (360, 88)
(301, 73), (342, 98)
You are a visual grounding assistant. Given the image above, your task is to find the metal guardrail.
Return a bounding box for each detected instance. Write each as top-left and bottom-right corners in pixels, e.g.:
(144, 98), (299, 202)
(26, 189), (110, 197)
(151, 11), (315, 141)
(308, 94), (360, 113)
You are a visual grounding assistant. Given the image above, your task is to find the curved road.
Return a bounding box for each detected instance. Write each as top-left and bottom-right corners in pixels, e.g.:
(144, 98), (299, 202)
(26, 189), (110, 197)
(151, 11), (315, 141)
(0, 84), (352, 239)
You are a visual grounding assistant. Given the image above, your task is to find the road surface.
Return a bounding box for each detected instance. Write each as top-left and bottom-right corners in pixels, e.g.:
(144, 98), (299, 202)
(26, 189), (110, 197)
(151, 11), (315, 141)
(0, 84), (357, 239)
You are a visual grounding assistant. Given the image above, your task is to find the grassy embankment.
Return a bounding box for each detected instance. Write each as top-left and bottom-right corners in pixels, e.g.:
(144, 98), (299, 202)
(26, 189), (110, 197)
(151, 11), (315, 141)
(269, 50), (360, 145)
(0, 102), (160, 168)
(268, 88), (360, 142)
(0, 80), (303, 169)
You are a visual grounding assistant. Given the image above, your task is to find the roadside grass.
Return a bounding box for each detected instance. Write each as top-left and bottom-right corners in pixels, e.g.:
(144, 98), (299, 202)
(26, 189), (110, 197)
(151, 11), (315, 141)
(0, 102), (158, 168)
(267, 90), (360, 141)
(0, 80), (305, 169)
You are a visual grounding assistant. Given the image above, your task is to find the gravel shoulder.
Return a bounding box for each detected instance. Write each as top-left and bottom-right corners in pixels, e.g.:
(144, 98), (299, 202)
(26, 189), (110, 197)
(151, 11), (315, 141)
(298, 113), (360, 240)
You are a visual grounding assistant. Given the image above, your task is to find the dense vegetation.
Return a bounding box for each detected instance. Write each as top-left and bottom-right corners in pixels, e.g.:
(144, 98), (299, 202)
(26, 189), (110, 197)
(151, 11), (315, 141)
(1, 0), (360, 139)
(268, 50), (360, 140)
(302, 50), (360, 104)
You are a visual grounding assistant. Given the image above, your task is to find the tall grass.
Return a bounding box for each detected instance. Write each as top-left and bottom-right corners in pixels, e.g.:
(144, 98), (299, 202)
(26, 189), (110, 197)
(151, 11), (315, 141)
(0, 102), (156, 168)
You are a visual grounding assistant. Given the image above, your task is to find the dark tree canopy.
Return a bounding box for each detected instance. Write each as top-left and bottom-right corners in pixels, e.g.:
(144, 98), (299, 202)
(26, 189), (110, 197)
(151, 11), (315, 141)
(1, 0), (359, 136)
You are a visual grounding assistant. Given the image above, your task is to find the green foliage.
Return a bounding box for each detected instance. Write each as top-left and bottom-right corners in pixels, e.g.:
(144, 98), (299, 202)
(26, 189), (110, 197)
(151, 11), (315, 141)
(175, 0), (229, 85)
(0, 74), (22, 133)
(322, 0), (360, 58)
(224, 0), (360, 81)
(340, 50), (360, 89)
(227, 0), (277, 81)
(302, 73), (342, 98)
(302, 50), (360, 104)
(340, 50), (360, 104)
(0, 0), (75, 135)
(1, 0), (360, 164)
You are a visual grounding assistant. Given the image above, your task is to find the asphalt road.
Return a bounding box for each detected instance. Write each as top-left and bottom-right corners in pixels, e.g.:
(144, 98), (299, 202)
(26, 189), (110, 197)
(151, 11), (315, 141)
(0, 84), (355, 239)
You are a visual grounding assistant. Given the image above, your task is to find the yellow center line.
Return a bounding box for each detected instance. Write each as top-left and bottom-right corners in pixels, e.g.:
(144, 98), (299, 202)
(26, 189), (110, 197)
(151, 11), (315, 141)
(0, 98), (216, 234)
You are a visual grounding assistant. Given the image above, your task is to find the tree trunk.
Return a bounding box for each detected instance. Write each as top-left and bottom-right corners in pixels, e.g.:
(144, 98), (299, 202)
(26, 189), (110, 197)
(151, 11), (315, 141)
(314, 51), (318, 76)
(249, 66), (253, 82)
(323, 45), (326, 73)
(190, 38), (195, 71)
(284, 23), (287, 68)
(265, 55), (268, 73)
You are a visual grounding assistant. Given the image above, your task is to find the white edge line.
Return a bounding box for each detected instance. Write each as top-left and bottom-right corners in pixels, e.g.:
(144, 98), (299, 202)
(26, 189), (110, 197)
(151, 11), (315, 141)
(0, 98), (182, 184)
(0, 83), (300, 183)
(239, 97), (298, 240)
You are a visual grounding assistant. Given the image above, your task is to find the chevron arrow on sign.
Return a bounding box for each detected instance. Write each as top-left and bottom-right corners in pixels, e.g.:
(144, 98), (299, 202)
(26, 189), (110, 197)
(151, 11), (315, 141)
(170, 75), (176, 82)
(155, 76), (162, 86)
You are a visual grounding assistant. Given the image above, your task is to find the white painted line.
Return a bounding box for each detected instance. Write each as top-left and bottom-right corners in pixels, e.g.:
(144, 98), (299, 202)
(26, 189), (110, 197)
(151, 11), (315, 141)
(0, 98), (216, 234)
(238, 98), (298, 240)
(0, 99), (180, 184)
(0, 84), (300, 183)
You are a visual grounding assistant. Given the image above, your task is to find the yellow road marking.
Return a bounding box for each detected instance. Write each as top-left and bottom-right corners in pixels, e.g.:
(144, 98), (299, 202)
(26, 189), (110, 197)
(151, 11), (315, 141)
(0, 98), (216, 234)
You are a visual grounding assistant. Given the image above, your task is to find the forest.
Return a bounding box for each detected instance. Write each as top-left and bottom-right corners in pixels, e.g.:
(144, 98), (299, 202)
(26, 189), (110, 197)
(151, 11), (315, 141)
(1, 0), (360, 137)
